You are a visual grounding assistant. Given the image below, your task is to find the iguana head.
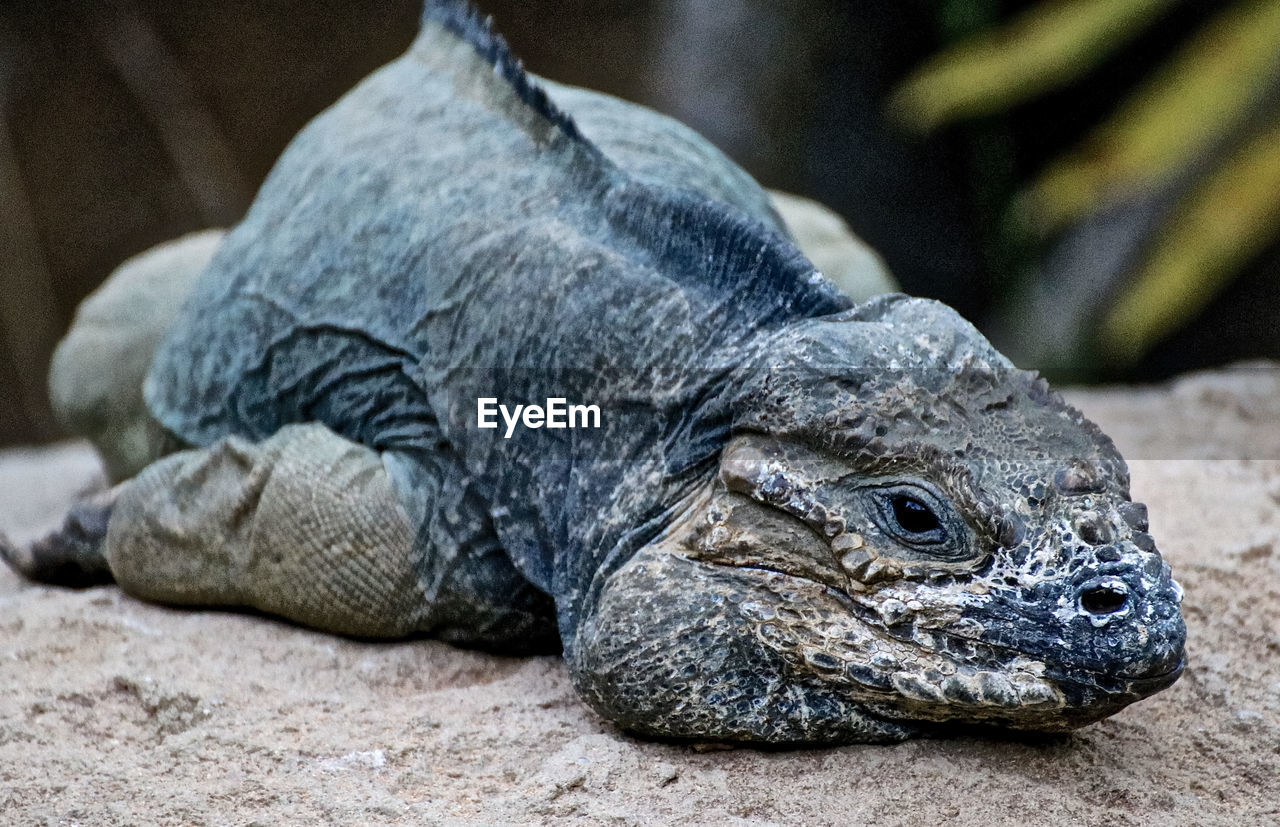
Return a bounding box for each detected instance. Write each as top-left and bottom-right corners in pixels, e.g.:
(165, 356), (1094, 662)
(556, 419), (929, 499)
(572, 295), (1185, 743)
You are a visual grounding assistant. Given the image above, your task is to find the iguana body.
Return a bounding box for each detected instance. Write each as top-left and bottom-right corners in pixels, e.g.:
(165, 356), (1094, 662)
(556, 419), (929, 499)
(4, 2), (1184, 743)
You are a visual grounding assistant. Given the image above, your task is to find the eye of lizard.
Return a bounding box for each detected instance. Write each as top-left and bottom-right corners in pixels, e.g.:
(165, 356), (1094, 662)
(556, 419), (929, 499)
(890, 494), (941, 536)
(868, 484), (960, 555)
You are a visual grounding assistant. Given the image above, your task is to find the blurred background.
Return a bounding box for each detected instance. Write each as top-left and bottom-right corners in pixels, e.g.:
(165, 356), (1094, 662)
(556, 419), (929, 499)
(2, 0), (1278, 447)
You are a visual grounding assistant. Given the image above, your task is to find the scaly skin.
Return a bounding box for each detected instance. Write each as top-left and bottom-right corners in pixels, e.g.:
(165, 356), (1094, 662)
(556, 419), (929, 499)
(573, 299), (1184, 742)
(4, 1), (1184, 744)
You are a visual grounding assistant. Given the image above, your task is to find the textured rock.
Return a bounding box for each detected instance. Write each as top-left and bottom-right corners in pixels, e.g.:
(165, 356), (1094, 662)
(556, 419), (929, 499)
(2, 365), (1276, 824)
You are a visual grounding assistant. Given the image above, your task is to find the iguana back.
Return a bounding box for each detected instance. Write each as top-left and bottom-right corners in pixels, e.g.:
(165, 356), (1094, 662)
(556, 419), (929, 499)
(144, 4), (849, 622)
(12, 2), (1183, 745)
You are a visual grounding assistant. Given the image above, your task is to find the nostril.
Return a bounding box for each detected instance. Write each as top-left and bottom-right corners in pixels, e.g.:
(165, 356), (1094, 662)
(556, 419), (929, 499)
(1080, 583), (1129, 615)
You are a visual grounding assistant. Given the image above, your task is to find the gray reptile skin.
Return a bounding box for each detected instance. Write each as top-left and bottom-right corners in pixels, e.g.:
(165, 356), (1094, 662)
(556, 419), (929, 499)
(5, 1), (1184, 744)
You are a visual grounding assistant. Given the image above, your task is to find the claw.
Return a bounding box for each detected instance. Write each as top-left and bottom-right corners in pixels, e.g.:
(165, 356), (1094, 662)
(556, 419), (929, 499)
(2, 493), (116, 588)
(0, 530), (33, 575)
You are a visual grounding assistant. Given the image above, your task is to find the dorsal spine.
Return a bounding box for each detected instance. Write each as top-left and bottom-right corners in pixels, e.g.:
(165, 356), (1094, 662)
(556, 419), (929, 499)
(422, 0), (587, 144)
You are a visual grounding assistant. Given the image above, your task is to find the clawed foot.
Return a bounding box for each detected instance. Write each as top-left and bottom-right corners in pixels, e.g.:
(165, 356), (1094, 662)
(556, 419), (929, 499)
(1, 490), (117, 587)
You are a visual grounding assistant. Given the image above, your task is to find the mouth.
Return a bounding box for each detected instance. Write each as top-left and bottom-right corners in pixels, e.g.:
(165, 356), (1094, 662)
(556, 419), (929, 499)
(701, 559), (1185, 718)
(945, 612), (1184, 676)
(1031, 651), (1186, 716)
(1098, 655), (1185, 695)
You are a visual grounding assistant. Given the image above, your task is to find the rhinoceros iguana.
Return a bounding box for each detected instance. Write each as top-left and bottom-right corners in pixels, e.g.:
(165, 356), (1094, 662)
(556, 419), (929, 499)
(2, 0), (1184, 744)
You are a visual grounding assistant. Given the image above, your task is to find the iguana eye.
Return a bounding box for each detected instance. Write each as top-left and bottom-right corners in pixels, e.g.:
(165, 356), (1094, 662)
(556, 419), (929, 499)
(890, 495), (941, 536)
(869, 484), (958, 552)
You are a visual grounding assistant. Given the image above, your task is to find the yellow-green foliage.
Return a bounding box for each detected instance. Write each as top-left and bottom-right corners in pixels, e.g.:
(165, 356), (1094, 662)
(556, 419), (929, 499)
(1101, 114), (1280, 361)
(892, 0), (1280, 365)
(890, 0), (1175, 133)
(1026, 0), (1280, 233)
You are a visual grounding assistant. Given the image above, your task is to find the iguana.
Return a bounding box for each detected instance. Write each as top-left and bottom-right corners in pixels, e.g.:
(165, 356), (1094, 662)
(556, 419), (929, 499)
(2, 1), (1184, 744)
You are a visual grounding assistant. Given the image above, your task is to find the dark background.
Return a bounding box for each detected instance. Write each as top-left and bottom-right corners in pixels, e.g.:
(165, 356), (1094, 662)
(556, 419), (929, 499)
(2, 0), (1277, 447)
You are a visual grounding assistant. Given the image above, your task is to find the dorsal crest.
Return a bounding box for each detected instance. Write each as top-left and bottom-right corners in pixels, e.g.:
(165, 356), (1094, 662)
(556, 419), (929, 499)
(419, 1), (849, 318)
(421, 0), (588, 145)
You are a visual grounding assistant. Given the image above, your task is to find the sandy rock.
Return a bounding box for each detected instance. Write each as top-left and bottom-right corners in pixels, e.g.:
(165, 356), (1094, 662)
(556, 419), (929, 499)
(2, 364), (1278, 825)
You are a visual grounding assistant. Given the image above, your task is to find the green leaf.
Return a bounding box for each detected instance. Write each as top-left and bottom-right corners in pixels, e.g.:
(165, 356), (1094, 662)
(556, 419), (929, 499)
(890, 0), (1176, 134)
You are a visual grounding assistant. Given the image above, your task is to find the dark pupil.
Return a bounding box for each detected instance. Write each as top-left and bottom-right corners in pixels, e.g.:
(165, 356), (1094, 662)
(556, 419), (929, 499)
(891, 496), (939, 534)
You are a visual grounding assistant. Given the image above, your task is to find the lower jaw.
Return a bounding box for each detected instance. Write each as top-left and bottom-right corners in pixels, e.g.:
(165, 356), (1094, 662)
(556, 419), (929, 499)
(860, 656), (1185, 734)
(1048, 654), (1186, 703)
(879, 699), (1134, 735)
(999, 656), (1187, 730)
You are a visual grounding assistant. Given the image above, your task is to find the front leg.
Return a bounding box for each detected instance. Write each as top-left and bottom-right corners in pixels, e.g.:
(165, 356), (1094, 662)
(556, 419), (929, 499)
(4, 422), (558, 648)
(3, 424), (428, 637)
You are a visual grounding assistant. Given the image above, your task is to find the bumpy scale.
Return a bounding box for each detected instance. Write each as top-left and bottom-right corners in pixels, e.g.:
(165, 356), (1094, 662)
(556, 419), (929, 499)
(2, 1), (1184, 744)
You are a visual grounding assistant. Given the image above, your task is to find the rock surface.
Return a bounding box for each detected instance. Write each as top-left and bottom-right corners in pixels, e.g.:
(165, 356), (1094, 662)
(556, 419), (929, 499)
(2, 364), (1278, 825)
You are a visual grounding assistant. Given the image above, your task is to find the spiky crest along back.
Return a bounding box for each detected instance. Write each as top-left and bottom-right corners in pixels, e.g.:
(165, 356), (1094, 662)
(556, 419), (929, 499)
(420, 0), (852, 326)
(422, 0), (588, 145)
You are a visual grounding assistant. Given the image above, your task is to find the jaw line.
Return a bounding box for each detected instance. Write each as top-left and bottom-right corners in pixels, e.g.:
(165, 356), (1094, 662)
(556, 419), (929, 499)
(704, 560), (1183, 700)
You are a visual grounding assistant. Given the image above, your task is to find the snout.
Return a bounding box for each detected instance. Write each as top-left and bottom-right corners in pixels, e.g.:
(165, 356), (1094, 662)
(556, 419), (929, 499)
(1072, 559), (1185, 678)
(963, 553), (1186, 715)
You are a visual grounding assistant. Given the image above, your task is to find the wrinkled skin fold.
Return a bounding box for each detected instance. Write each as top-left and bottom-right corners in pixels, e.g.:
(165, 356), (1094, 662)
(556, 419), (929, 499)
(8, 1), (1185, 745)
(572, 304), (1185, 742)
